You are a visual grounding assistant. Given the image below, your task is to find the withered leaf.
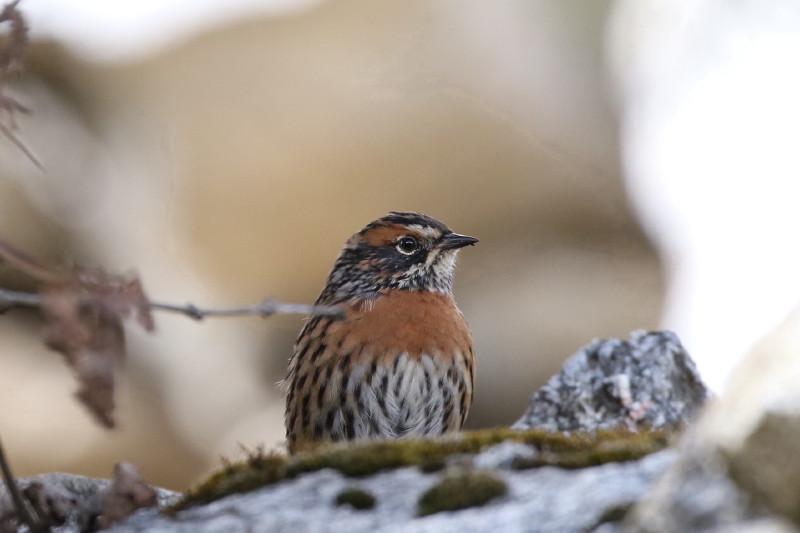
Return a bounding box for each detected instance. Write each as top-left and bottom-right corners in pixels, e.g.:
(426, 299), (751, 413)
(40, 281), (91, 355)
(72, 310), (124, 430)
(39, 268), (155, 429)
(76, 268), (155, 333)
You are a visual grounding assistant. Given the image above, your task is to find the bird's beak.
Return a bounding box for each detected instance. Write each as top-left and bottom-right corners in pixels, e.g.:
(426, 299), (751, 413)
(439, 233), (479, 251)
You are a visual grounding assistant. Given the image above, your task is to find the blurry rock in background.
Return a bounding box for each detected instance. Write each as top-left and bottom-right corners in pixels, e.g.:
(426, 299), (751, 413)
(0, 0), (662, 489)
(628, 306), (800, 532)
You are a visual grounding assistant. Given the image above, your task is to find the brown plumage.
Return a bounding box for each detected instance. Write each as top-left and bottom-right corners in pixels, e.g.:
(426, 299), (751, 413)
(283, 212), (477, 453)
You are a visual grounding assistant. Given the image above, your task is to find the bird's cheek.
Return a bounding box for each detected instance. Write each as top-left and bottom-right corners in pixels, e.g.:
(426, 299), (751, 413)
(424, 250), (442, 268)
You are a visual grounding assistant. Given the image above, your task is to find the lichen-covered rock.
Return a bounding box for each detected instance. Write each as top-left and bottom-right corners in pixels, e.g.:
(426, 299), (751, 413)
(0, 471), (178, 533)
(109, 445), (675, 533)
(173, 427), (669, 512)
(624, 431), (758, 532)
(628, 309), (800, 532)
(513, 330), (710, 432)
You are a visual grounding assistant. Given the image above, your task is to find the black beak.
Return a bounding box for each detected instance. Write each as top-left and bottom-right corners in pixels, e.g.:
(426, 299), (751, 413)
(439, 232), (479, 251)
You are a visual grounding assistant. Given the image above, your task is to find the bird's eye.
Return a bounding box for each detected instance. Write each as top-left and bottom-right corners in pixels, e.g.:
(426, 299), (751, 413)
(395, 236), (420, 255)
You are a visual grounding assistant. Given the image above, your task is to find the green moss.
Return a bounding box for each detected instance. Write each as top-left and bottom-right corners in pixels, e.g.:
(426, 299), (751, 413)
(418, 470), (507, 516)
(418, 454), (448, 473)
(170, 427), (671, 512)
(168, 450), (287, 513)
(595, 502), (633, 525)
(334, 487), (376, 510)
(510, 429), (669, 470)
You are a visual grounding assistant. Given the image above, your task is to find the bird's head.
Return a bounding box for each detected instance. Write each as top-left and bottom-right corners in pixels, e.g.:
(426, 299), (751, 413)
(319, 211), (478, 303)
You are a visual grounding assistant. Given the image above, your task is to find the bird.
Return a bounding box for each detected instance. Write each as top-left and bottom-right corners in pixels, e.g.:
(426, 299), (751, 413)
(283, 211), (477, 453)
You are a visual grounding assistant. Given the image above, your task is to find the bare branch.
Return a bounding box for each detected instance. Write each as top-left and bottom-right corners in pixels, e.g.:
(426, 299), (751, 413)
(0, 287), (344, 320)
(0, 283), (341, 428)
(0, 286), (40, 311)
(0, 234), (67, 284)
(0, 118), (43, 170)
(149, 298), (344, 320)
(0, 438), (46, 533)
(0, 0), (45, 171)
(0, 234), (341, 428)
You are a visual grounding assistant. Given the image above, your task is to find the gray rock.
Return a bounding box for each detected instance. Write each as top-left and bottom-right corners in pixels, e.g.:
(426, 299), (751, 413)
(0, 472), (179, 532)
(513, 330), (710, 432)
(627, 308), (800, 532)
(626, 431), (760, 532)
(109, 447), (676, 533)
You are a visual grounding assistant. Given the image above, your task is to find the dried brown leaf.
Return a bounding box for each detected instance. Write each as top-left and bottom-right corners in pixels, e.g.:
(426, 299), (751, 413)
(40, 281), (91, 354)
(95, 462), (157, 530)
(39, 269), (155, 429)
(72, 311), (124, 429)
(76, 268), (155, 332)
(40, 284), (122, 429)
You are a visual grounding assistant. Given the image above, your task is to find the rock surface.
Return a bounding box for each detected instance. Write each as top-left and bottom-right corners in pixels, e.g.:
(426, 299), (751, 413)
(513, 330), (709, 432)
(0, 472), (179, 532)
(110, 448), (676, 533)
(105, 329), (695, 533)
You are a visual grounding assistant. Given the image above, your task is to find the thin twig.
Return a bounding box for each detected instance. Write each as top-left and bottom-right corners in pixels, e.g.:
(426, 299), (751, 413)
(0, 235), (67, 284)
(0, 437), (45, 533)
(0, 286), (41, 310)
(148, 298), (343, 320)
(0, 0), (44, 171)
(0, 120), (44, 170)
(0, 288), (343, 320)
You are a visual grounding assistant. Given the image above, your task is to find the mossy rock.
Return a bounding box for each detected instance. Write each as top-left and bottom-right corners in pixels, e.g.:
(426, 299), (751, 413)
(170, 427), (670, 512)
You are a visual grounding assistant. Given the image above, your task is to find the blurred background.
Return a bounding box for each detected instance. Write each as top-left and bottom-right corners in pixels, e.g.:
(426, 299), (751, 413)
(1, 0), (798, 490)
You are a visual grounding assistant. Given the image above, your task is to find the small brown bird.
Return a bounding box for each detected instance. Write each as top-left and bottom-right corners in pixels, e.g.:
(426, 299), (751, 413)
(283, 212), (477, 453)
